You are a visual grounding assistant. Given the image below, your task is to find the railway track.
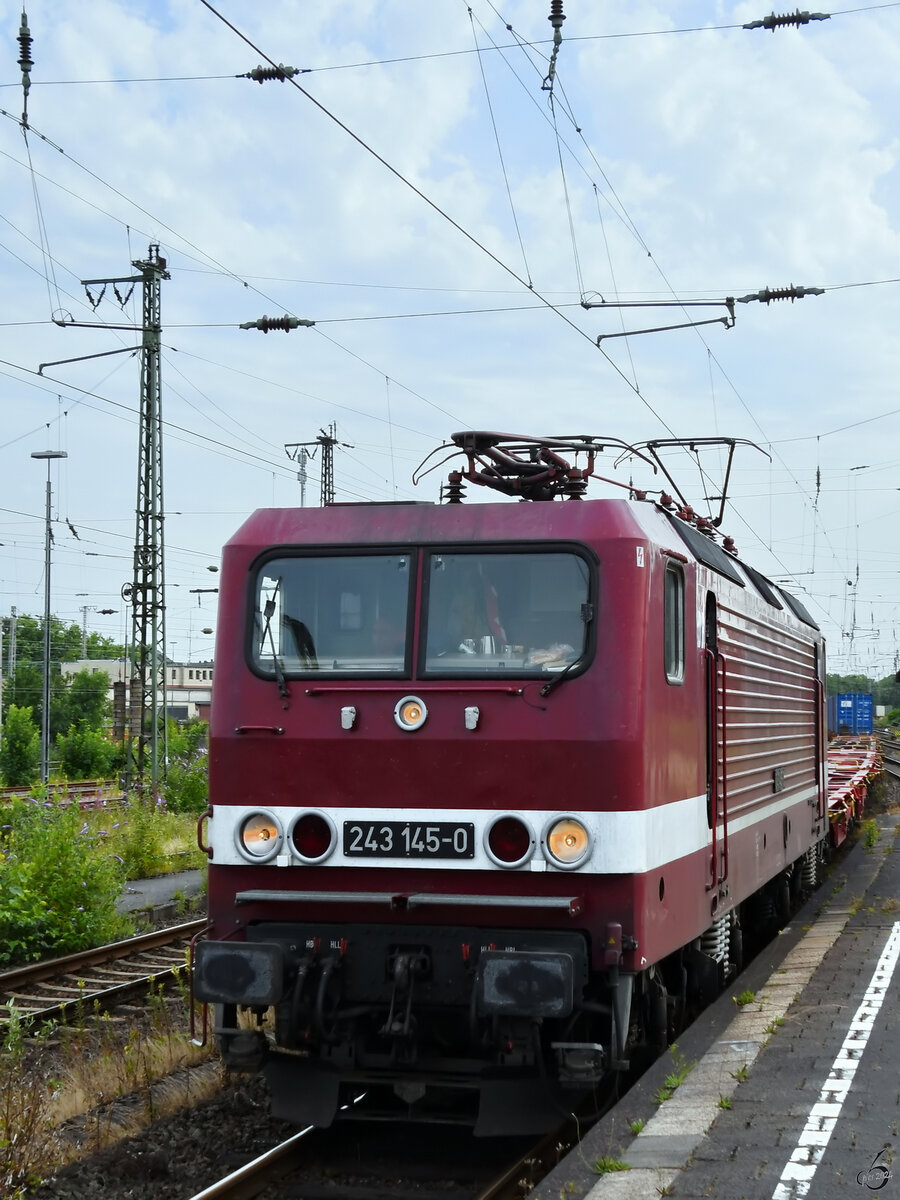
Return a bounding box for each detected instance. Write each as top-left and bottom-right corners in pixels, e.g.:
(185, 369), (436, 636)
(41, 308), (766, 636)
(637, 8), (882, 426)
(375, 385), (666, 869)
(0, 918), (206, 1026)
(0, 778), (125, 808)
(882, 736), (900, 781)
(184, 1113), (557, 1200)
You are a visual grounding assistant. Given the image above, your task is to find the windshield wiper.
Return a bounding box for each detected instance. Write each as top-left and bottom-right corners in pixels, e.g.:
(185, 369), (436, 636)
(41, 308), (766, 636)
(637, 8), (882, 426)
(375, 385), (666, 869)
(539, 602), (593, 698)
(259, 589), (290, 703)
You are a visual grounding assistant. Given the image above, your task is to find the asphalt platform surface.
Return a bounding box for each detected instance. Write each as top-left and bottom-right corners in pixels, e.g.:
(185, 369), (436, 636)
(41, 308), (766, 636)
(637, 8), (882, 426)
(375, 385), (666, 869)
(530, 813), (900, 1200)
(116, 868), (205, 915)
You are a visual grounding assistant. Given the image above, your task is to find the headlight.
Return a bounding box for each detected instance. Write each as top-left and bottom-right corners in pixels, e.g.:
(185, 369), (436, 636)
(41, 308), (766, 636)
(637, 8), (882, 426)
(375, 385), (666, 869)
(236, 811), (283, 862)
(394, 695), (428, 731)
(290, 811), (336, 864)
(543, 816), (590, 869)
(484, 814), (535, 868)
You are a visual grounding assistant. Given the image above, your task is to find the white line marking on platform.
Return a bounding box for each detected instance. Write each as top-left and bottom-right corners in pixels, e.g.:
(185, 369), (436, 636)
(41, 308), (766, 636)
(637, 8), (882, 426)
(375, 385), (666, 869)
(772, 921), (900, 1200)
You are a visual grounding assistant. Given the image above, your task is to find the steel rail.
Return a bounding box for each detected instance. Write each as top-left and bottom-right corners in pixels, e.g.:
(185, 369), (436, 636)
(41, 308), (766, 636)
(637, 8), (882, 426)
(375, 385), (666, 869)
(186, 1095), (366, 1200)
(0, 918), (206, 1025)
(880, 736), (900, 781)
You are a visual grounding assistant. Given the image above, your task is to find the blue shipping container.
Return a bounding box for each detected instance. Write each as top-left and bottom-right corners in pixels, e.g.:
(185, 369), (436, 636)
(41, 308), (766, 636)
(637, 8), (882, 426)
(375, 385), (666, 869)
(828, 692), (874, 736)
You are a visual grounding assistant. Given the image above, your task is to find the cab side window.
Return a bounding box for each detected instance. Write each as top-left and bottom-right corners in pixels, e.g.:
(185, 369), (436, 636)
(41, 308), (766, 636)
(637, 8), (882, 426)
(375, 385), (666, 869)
(664, 561), (685, 683)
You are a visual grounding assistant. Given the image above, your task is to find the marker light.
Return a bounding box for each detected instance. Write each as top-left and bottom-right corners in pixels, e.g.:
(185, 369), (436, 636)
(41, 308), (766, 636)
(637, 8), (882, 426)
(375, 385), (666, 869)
(291, 811), (336, 863)
(485, 815), (535, 868)
(394, 695), (428, 731)
(544, 816), (590, 868)
(237, 811), (283, 861)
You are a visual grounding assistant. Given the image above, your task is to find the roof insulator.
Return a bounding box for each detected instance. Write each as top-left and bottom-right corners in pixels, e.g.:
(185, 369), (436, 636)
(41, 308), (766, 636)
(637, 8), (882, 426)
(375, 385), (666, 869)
(239, 315), (315, 333)
(736, 284), (825, 304)
(743, 10), (831, 31)
(443, 471), (466, 504)
(241, 64), (301, 83)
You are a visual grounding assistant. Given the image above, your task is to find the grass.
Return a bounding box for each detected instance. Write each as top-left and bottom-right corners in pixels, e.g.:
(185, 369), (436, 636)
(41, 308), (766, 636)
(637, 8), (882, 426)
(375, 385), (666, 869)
(717, 1095), (732, 1110)
(629, 1117), (645, 1135)
(654, 1044), (694, 1103)
(863, 819), (879, 851)
(594, 1157), (631, 1175)
(733, 989), (755, 1007)
(1, 976), (218, 1192)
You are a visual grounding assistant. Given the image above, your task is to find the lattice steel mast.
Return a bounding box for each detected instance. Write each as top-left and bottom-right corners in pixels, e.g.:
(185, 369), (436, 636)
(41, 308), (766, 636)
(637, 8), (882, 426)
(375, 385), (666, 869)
(284, 423), (350, 506)
(123, 244), (170, 796)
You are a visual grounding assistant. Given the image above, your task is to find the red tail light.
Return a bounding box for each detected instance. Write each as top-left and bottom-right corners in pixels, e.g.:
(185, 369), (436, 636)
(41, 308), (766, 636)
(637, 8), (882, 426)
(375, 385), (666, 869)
(291, 812), (335, 863)
(486, 815), (534, 868)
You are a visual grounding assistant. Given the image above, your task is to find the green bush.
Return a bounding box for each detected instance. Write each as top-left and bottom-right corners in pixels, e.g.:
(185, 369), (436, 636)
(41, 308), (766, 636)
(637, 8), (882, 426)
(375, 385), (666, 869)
(0, 798), (130, 966)
(0, 706), (39, 787)
(55, 720), (121, 780)
(163, 748), (209, 814)
(106, 799), (172, 879)
(162, 719), (209, 815)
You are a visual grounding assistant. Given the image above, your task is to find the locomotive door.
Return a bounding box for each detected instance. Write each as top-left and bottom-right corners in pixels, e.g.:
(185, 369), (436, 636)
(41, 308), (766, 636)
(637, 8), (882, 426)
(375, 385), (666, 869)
(704, 594), (728, 891)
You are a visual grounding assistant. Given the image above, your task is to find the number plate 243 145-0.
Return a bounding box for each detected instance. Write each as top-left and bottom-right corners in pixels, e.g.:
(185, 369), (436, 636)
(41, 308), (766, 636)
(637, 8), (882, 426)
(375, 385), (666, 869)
(343, 821), (475, 859)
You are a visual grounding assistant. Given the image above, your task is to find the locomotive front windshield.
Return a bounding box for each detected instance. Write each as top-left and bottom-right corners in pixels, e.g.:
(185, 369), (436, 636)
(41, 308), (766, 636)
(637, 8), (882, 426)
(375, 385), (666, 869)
(251, 548), (591, 678)
(254, 554), (413, 675)
(422, 551), (590, 674)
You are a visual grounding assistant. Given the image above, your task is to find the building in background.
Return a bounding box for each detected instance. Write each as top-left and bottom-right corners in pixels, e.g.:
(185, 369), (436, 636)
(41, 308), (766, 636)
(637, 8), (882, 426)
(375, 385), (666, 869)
(60, 658), (213, 725)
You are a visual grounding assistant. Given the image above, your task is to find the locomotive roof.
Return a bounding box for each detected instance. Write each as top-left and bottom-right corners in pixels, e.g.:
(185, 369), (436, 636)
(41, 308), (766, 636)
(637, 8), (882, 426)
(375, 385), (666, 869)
(224, 498), (819, 632)
(225, 495), (675, 550)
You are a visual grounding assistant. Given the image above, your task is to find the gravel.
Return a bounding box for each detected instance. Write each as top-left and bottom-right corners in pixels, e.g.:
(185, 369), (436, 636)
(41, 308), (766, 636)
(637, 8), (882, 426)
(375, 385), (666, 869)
(28, 1075), (295, 1199)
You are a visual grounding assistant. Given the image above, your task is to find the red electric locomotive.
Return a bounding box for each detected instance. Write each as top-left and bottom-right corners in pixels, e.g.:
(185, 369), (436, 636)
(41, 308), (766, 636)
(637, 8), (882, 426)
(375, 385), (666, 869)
(194, 433), (828, 1135)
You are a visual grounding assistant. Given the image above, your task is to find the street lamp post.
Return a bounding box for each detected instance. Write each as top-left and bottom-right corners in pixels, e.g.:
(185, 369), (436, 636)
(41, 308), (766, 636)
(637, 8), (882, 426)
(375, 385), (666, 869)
(31, 449), (67, 785)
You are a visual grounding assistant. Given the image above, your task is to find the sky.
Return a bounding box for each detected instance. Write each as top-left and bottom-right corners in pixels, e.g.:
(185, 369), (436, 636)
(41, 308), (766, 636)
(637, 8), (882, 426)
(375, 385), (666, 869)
(0, 0), (898, 679)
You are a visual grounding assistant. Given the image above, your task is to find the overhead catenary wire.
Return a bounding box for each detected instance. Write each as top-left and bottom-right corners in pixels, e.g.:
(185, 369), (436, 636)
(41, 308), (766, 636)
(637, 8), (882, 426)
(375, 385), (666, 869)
(195, 0), (680, 437)
(467, 6), (532, 287)
(2, 5), (896, 673)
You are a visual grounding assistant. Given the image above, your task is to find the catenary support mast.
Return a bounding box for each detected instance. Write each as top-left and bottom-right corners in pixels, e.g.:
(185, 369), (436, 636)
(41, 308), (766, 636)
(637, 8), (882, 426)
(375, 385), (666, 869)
(124, 244), (170, 797)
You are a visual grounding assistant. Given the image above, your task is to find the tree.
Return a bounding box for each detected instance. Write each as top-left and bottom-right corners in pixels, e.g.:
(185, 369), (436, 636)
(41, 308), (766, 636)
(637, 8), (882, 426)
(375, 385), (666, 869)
(56, 669), (111, 733)
(56, 721), (119, 780)
(0, 614), (123, 673)
(826, 673), (873, 696)
(0, 706), (40, 787)
(3, 664), (114, 742)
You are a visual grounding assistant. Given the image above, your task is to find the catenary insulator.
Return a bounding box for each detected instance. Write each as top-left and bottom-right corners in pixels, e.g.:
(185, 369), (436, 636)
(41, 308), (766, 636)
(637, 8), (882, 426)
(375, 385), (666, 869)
(18, 10), (33, 124)
(736, 284), (824, 304)
(242, 64), (300, 83)
(239, 314), (315, 333)
(18, 11), (33, 75)
(743, 10), (830, 31)
(541, 1), (566, 92)
(548, 0), (566, 30)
